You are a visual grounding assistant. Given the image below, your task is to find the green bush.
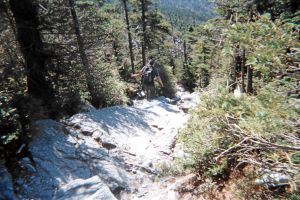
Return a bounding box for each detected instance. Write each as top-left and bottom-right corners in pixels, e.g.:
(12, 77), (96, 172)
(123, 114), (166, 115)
(181, 64), (197, 91)
(178, 85), (300, 179)
(159, 64), (177, 98)
(289, 193), (300, 200)
(93, 61), (128, 107)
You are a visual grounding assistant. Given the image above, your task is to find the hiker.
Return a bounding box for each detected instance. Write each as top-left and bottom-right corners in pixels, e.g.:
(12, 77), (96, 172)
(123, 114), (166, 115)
(131, 59), (164, 99)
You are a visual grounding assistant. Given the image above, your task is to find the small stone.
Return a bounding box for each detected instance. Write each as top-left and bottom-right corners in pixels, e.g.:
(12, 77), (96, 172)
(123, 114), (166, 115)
(73, 124), (81, 129)
(19, 157), (36, 173)
(81, 130), (93, 136)
(102, 142), (117, 150)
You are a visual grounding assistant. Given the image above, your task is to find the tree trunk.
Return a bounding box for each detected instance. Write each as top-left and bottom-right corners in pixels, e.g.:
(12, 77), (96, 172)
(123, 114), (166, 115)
(122, 0), (135, 73)
(241, 49), (245, 93)
(68, 0), (99, 107)
(9, 0), (54, 104)
(183, 40), (188, 65)
(203, 46), (207, 64)
(247, 65), (253, 94)
(141, 0), (147, 67)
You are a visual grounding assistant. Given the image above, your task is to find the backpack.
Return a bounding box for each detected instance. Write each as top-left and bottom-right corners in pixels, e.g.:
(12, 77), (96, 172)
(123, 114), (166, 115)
(142, 66), (153, 84)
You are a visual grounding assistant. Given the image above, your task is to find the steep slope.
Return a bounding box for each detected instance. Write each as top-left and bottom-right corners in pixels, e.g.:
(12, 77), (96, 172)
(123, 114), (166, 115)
(3, 91), (200, 199)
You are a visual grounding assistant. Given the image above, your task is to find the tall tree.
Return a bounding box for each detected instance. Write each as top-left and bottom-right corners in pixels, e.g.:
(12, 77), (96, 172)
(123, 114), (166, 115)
(68, 0), (99, 107)
(9, 0), (55, 104)
(122, 0), (135, 73)
(140, 0), (147, 66)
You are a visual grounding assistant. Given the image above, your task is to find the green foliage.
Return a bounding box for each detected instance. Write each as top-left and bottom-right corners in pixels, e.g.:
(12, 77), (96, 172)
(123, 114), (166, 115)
(175, 4), (300, 197)
(158, 63), (177, 98)
(291, 153), (300, 164)
(179, 86), (299, 177)
(226, 14), (298, 79)
(0, 92), (21, 145)
(213, 0), (300, 21)
(155, 0), (216, 31)
(93, 60), (128, 106)
(156, 157), (189, 176)
(180, 18), (223, 90)
(182, 13), (299, 93)
(289, 193), (300, 200)
(181, 64), (197, 91)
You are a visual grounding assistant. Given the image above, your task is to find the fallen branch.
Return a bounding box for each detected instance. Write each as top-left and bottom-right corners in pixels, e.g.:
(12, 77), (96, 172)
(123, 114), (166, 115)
(250, 138), (300, 151)
(215, 137), (252, 161)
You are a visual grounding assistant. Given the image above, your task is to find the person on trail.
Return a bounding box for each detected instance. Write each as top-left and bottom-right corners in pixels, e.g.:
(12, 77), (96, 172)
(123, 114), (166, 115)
(131, 59), (164, 99)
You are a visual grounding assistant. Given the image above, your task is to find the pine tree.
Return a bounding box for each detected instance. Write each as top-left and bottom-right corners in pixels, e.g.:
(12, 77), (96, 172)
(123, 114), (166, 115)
(9, 0), (55, 104)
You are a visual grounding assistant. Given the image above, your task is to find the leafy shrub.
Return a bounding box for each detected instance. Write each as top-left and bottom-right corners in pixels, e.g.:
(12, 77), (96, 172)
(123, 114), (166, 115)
(159, 64), (177, 98)
(181, 64), (197, 91)
(178, 85), (300, 181)
(93, 60), (128, 107)
(225, 14), (298, 83)
(289, 193), (300, 200)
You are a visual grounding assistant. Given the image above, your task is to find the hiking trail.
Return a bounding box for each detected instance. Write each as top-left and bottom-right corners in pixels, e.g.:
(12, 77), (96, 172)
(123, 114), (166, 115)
(1, 87), (200, 200)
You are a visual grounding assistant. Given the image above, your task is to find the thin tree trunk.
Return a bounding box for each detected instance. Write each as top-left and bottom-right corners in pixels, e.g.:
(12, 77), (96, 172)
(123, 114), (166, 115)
(141, 0), (147, 67)
(122, 0), (135, 73)
(68, 0), (99, 107)
(203, 46), (207, 64)
(112, 40), (119, 60)
(183, 40), (188, 65)
(232, 47), (240, 91)
(247, 65), (253, 94)
(241, 49), (245, 93)
(210, 49), (213, 68)
(9, 0), (54, 103)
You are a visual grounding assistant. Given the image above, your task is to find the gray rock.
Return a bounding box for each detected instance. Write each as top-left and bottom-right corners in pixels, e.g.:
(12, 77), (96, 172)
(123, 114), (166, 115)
(18, 157), (36, 173)
(177, 92), (200, 113)
(157, 96), (168, 103)
(170, 96), (181, 104)
(13, 91), (199, 200)
(81, 130), (94, 136)
(80, 101), (97, 112)
(16, 119), (136, 199)
(0, 160), (18, 200)
(180, 92), (200, 104)
(255, 173), (292, 187)
(55, 176), (117, 200)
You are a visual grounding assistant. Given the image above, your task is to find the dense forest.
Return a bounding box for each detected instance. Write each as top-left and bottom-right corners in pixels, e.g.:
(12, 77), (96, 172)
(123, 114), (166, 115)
(155, 0), (216, 31)
(0, 0), (177, 144)
(1, 0), (300, 199)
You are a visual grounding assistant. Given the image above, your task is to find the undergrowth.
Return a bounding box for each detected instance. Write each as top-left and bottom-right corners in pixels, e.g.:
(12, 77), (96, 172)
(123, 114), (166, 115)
(175, 84), (300, 199)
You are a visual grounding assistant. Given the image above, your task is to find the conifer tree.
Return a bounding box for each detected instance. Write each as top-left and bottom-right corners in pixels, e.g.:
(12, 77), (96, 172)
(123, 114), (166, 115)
(9, 0), (55, 105)
(122, 0), (135, 73)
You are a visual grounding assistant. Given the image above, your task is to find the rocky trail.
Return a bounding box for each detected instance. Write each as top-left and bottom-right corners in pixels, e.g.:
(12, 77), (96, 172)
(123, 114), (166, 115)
(1, 88), (200, 200)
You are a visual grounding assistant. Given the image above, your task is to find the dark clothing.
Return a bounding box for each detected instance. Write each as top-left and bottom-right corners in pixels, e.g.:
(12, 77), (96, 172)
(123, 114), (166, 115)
(143, 84), (156, 99)
(140, 65), (159, 99)
(140, 65), (159, 85)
